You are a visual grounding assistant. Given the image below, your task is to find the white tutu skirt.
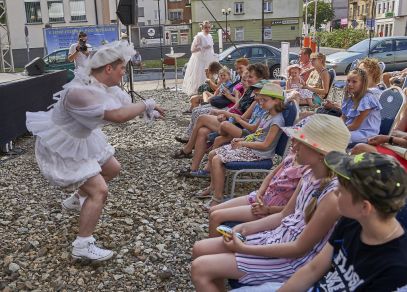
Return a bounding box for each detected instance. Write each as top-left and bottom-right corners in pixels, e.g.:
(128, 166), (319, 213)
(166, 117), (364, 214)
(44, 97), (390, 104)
(27, 111), (114, 191)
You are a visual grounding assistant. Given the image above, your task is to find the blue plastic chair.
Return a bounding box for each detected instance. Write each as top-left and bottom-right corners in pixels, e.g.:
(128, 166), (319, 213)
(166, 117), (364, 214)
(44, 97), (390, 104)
(224, 101), (297, 198)
(379, 87), (406, 135)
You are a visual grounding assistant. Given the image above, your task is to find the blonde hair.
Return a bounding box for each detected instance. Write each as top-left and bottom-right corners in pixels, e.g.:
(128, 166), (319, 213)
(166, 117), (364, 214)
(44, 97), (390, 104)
(310, 52), (326, 66)
(358, 58), (381, 85)
(304, 169), (335, 223)
(218, 66), (231, 77)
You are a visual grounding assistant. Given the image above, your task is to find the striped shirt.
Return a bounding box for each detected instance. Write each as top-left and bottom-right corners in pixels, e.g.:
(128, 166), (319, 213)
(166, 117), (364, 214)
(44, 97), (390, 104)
(236, 169), (338, 285)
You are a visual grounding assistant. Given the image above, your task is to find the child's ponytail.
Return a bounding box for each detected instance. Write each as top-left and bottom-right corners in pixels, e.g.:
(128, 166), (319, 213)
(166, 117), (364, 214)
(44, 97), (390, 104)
(304, 169), (334, 223)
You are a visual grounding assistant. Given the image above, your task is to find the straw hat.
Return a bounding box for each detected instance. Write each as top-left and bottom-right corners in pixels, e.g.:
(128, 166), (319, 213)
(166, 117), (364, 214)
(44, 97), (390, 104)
(259, 82), (285, 101)
(286, 63), (301, 75)
(284, 114), (350, 154)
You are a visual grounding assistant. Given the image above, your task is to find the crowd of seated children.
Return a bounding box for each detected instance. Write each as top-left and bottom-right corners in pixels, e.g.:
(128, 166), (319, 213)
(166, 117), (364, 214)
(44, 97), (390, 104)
(191, 114), (351, 291)
(175, 76), (266, 177)
(174, 63), (269, 144)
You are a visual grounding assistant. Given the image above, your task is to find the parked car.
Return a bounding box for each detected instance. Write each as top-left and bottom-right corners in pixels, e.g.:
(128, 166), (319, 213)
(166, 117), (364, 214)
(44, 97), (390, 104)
(43, 48), (75, 81)
(182, 43), (299, 79)
(326, 36), (407, 74)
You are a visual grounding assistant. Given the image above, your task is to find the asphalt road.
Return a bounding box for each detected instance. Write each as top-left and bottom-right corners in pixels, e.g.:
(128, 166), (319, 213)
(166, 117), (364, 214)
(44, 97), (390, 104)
(132, 46), (345, 82)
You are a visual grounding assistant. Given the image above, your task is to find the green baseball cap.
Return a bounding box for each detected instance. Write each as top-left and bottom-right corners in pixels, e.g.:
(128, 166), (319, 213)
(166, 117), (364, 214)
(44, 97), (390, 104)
(325, 151), (407, 202)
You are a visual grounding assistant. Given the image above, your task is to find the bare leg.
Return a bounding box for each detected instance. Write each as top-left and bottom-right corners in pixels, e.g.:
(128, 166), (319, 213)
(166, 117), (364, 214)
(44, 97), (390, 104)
(184, 115), (221, 153)
(191, 127), (212, 171)
(203, 91), (214, 103)
(77, 174), (108, 237)
(190, 95), (202, 110)
(210, 155), (226, 206)
(213, 136), (233, 149)
(209, 205), (258, 237)
(77, 157), (120, 199)
(218, 121), (243, 138)
(192, 253), (245, 292)
(351, 143), (378, 155)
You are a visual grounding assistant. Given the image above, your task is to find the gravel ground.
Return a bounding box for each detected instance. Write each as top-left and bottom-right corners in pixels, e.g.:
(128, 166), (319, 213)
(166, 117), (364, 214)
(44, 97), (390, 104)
(0, 90), (222, 291)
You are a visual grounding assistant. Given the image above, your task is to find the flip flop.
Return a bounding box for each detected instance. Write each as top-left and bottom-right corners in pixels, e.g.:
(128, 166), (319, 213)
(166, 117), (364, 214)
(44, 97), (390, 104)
(175, 136), (189, 144)
(172, 148), (192, 159)
(190, 169), (210, 178)
(193, 188), (213, 199)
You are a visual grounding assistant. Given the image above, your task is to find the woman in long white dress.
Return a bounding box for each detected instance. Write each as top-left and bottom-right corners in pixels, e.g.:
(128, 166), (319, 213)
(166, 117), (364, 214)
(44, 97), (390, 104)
(183, 20), (218, 96)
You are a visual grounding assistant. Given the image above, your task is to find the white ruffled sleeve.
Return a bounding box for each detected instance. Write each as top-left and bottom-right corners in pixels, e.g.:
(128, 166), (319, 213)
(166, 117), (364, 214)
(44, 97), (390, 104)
(191, 34), (202, 53)
(64, 87), (113, 129)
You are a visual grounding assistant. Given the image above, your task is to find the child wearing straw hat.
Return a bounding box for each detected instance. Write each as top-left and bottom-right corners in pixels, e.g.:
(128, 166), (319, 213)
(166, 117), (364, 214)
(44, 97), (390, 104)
(191, 114), (351, 291)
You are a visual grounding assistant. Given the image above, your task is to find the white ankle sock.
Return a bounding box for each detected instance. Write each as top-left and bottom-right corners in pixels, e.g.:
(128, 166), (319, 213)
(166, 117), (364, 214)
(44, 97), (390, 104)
(74, 236), (94, 246)
(78, 194), (87, 207)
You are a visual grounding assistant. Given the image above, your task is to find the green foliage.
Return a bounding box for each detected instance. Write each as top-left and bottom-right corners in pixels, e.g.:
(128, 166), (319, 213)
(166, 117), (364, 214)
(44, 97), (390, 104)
(304, 1), (335, 30)
(317, 28), (369, 49)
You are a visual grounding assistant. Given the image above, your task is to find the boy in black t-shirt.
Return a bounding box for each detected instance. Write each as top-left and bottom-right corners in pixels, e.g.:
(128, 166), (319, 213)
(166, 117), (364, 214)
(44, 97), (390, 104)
(279, 152), (407, 292)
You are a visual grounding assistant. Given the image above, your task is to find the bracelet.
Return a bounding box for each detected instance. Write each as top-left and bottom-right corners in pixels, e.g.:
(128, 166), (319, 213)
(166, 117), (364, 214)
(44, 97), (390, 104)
(389, 136), (394, 145)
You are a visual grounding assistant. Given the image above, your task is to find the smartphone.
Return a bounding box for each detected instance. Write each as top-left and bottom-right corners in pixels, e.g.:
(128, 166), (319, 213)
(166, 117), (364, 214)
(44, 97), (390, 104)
(216, 225), (246, 242)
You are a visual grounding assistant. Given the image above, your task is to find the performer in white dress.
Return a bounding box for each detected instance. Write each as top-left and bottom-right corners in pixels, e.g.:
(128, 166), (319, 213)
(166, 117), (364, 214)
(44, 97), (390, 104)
(182, 20), (218, 96)
(26, 41), (164, 261)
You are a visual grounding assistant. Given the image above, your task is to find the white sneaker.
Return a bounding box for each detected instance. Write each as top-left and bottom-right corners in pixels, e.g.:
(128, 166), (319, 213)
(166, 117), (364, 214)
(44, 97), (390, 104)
(62, 193), (80, 211)
(72, 238), (114, 261)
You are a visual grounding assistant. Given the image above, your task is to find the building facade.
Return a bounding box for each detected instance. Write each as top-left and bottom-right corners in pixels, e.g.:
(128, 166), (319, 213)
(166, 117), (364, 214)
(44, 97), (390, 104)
(191, 0), (302, 43)
(375, 0), (407, 36)
(348, 0), (375, 29)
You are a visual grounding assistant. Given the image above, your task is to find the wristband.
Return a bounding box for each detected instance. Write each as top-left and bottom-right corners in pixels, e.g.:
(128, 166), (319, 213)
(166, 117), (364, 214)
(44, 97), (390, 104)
(389, 136), (394, 145)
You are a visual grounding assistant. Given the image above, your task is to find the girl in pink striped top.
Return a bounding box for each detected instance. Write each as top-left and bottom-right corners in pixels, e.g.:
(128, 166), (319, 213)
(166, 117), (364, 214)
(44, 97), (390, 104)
(208, 150), (308, 237)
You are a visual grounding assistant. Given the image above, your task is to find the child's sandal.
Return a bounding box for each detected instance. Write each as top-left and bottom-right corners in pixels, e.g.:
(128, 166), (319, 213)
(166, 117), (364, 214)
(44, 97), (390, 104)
(202, 195), (222, 212)
(172, 148), (192, 159)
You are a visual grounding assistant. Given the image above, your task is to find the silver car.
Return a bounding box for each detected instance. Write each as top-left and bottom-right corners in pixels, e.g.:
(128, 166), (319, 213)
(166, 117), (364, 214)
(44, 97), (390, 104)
(326, 36), (407, 74)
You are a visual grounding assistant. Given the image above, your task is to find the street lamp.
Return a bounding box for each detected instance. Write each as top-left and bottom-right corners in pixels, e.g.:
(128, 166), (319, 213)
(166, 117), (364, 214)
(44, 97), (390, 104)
(303, 0), (316, 36)
(221, 7), (231, 41)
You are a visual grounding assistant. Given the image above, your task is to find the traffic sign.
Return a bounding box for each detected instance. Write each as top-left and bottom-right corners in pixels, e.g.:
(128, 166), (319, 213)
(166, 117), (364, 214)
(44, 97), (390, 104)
(366, 18), (376, 30)
(351, 20), (358, 28)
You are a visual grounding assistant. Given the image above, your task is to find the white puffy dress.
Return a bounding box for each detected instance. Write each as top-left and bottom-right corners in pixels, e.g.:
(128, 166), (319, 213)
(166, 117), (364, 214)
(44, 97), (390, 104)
(182, 32), (218, 96)
(26, 77), (131, 190)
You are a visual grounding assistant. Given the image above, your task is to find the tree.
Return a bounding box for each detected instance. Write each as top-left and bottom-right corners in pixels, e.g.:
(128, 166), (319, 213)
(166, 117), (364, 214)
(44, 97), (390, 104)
(303, 1), (335, 31)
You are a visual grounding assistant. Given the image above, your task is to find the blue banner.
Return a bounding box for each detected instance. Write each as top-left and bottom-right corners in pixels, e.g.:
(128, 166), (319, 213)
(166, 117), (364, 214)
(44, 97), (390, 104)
(43, 25), (119, 54)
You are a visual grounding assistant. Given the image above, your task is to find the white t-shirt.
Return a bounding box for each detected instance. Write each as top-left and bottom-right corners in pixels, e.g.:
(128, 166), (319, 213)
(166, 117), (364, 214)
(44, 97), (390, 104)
(69, 43), (91, 68)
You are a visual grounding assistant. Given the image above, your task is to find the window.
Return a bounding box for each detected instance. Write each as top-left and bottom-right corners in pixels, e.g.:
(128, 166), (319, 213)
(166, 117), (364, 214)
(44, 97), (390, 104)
(168, 11), (182, 20)
(138, 7), (144, 17)
(154, 10), (158, 20)
(70, 0), (86, 21)
(235, 27), (244, 41)
(361, 5), (364, 14)
(264, 27), (272, 40)
(396, 39), (407, 51)
(357, 5), (360, 15)
(389, 23), (393, 35)
(25, 0), (42, 24)
(291, 26), (295, 30)
(392, 1), (395, 12)
(48, 0), (64, 23)
(251, 47), (273, 58)
(230, 47), (249, 59)
(234, 2), (244, 14)
(264, 1), (272, 13)
(377, 4), (381, 14)
(374, 39), (393, 52)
